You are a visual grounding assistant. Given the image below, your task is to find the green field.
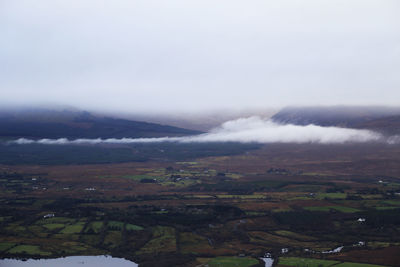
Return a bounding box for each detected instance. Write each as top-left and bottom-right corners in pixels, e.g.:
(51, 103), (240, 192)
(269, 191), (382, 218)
(304, 206), (360, 213)
(60, 222), (85, 234)
(36, 217), (75, 225)
(180, 232), (212, 254)
(0, 242), (15, 252)
(85, 221), (104, 233)
(335, 263), (385, 267)
(103, 231), (122, 249)
(138, 226), (176, 254)
(278, 257), (385, 267)
(279, 257), (340, 267)
(208, 257), (259, 267)
(126, 223), (144, 231)
(107, 221), (124, 230)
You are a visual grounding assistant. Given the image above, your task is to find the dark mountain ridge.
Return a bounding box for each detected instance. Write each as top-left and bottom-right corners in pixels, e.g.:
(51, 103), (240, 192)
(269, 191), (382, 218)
(0, 108), (201, 140)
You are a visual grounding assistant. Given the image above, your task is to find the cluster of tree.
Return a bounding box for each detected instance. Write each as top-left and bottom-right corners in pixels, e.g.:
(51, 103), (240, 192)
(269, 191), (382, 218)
(0, 142), (261, 165)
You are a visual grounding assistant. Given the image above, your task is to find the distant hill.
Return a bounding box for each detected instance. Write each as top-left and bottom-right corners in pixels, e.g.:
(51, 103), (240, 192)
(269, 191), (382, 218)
(271, 106), (400, 134)
(0, 108), (201, 139)
(353, 115), (400, 135)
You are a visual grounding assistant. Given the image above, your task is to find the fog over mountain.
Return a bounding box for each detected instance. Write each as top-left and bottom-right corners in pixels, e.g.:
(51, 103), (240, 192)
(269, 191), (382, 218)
(2, 106), (400, 145)
(11, 117), (394, 145)
(1, 1), (400, 144)
(272, 106), (400, 134)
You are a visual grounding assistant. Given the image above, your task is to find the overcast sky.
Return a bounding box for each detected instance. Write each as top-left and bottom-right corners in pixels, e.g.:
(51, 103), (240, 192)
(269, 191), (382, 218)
(1, 0), (399, 114)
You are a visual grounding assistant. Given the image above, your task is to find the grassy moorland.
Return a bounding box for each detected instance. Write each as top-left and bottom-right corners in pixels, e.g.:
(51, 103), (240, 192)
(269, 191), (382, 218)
(0, 143), (400, 266)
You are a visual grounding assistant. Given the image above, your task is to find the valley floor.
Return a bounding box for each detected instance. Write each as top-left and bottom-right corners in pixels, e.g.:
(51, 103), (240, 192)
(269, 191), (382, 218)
(1, 143), (400, 266)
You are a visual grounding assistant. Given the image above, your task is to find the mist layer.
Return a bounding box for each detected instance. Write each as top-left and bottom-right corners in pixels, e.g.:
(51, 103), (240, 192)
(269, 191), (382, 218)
(9, 117), (385, 145)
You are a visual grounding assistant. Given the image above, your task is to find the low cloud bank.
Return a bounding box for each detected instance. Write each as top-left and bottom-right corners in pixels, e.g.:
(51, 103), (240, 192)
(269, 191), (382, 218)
(387, 135), (400, 145)
(13, 136), (181, 145)
(10, 117), (387, 145)
(182, 117), (382, 144)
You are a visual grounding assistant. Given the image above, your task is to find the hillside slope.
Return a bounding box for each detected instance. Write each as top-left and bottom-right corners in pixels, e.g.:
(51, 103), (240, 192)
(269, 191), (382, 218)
(272, 106), (400, 134)
(0, 109), (201, 139)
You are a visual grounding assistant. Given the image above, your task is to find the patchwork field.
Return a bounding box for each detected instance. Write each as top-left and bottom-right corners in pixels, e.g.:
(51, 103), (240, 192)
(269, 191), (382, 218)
(1, 143), (400, 266)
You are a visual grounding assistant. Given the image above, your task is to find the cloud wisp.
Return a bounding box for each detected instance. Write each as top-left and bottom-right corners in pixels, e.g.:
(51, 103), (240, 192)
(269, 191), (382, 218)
(9, 117), (386, 145)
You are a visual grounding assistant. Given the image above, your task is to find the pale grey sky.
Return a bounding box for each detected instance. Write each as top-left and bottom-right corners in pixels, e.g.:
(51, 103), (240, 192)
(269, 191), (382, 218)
(1, 0), (399, 113)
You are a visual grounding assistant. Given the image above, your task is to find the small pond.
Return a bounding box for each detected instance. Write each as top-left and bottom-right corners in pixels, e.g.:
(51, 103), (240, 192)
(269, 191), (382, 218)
(0, 255), (138, 267)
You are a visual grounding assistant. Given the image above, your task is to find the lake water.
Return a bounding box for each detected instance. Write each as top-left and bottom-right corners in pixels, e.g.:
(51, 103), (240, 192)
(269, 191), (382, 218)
(0, 255), (138, 267)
